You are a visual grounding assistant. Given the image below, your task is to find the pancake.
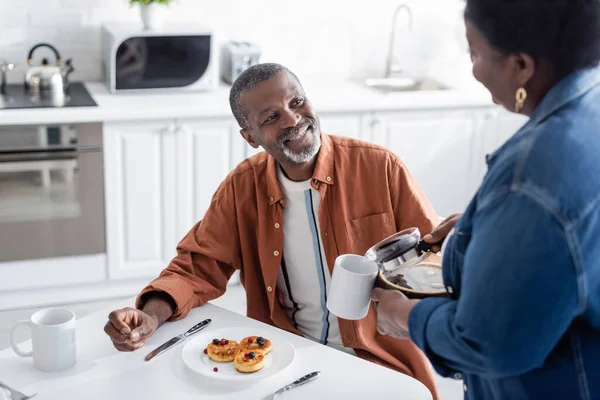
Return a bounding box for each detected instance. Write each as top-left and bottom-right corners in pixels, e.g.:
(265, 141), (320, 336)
(238, 336), (272, 355)
(234, 350), (265, 373)
(206, 338), (240, 362)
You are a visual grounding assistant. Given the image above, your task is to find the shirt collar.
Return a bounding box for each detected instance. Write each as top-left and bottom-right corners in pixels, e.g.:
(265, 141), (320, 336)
(266, 132), (335, 206)
(486, 66), (600, 165)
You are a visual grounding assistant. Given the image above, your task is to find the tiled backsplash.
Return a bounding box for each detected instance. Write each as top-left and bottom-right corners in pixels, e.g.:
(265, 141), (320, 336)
(0, 0), (472, 85)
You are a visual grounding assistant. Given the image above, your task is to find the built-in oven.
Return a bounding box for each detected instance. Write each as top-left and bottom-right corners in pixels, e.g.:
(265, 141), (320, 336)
(0, 123), (105, 262)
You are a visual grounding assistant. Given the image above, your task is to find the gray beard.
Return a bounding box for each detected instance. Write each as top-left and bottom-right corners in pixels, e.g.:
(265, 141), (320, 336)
(281, 129), (321, 164)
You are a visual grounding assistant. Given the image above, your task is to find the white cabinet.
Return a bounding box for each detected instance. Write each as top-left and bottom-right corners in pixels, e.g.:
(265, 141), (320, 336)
(371, 110), (484, 217)
(176, 119), (234, 236)
(104, 120), (180, 280)
(104, 118), (235, 280)
(480, 109), (527, 155)
(319, 112), (371, 141)
(471, 109), (528, 191)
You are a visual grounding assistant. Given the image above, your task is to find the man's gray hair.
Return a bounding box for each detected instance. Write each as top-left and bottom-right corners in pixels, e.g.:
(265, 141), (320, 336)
(229, 63), (300, 129)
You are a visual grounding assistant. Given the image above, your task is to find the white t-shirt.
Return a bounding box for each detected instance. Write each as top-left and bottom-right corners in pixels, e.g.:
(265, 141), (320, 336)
(275, 167), (355, 355)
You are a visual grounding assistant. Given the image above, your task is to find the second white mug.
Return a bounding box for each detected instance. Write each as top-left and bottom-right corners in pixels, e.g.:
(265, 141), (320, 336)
(327, 254), (379, 320)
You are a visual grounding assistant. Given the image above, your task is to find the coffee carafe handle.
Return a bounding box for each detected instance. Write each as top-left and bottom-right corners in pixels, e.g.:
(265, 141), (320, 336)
(417, 238), (444, 253)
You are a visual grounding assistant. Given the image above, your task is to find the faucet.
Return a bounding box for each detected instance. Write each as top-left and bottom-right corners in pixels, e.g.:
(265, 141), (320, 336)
(385, 4), (414, 78)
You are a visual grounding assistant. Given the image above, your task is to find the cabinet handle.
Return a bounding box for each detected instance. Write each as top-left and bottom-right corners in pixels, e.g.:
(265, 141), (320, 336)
(370, 118), (382, 129)
(370, 118), (384, 143)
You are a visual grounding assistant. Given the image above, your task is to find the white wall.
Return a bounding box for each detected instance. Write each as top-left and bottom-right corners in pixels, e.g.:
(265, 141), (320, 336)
(0, 0), (475, 87)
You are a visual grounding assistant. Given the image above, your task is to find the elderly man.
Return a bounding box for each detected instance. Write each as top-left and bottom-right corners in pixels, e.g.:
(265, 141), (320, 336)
(104, 63), (439, 398)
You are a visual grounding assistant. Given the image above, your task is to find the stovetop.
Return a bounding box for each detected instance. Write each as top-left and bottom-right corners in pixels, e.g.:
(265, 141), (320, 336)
(0, 82), (97, 110)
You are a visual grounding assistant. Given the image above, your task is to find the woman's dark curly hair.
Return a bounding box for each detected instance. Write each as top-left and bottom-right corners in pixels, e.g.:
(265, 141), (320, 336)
(465, 0), (600, 78)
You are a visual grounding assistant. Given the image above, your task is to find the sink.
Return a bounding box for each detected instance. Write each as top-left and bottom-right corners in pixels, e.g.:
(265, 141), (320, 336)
(364, 77), (448, 92)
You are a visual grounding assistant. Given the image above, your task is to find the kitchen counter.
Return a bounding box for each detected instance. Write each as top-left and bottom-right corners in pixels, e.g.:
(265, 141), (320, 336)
(0, 77), (494, 126)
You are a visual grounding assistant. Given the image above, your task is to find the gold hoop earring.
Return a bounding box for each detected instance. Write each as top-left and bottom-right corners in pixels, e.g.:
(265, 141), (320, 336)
(515, 87), (527, 113)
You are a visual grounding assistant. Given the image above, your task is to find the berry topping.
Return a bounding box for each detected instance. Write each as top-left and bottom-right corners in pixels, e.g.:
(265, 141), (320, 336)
(257, 336), (264, 341)
(212, 339), (219, 345)
(248, 352), (256, 359)
(203, 348), (208, 354)
(224, 340), (229, 344)
(219, 339), (227, 346)
(247, 337), (254, 344)
(213, 367), (218, 372)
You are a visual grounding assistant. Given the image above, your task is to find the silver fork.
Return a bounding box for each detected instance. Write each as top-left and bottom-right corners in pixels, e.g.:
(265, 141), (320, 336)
(0, 382), (36, 400)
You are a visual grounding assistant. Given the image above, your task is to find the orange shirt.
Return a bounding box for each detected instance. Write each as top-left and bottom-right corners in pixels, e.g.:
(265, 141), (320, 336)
(136, 133), (439, 399)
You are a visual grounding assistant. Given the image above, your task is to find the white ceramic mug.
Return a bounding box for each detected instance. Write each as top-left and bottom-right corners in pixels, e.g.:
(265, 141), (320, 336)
(10, 308), (76, 372)
(327, 254), (379, 320)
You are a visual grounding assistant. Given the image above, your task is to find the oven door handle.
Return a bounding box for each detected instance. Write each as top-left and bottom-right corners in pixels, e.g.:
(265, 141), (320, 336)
(0, 153), (79, 173)
(0, 145), (101, 155)
(0, 149), (83, 164)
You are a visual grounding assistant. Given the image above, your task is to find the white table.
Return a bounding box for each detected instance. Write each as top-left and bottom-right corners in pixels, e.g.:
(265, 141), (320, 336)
(0, 299), (432, 400)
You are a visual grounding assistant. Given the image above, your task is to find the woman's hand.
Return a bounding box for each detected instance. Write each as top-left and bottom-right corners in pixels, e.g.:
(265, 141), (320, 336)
(370, 288), (419, 340)
(422, 213), (462, 252)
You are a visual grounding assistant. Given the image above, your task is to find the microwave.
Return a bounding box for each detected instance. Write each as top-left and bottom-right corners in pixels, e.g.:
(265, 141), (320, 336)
(101, 23), (219, 93)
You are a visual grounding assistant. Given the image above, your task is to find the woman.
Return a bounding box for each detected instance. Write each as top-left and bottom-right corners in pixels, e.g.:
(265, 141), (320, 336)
(371, 0), (600, 398)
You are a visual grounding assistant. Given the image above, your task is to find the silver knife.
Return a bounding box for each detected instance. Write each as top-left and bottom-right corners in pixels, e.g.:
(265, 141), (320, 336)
(270, 371), (321, 399)
(144, 318), (211, 361)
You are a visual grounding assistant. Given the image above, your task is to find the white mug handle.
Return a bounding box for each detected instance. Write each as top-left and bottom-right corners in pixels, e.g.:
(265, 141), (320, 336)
(10, 320), (33, 357)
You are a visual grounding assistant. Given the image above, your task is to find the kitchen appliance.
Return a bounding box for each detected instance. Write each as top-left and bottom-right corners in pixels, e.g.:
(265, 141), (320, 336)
(102, 23), (219, 93)
(0, 44), (96, 110)
(0, 123), (105, 262)
(0, 82), (96, 110)
(365, 227), (446, 297)
(24, 43), (75, 94)
(220, 41), (261, 84)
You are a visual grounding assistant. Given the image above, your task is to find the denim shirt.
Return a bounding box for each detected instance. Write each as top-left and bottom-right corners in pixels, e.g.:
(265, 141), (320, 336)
(409, 66), (600, 400)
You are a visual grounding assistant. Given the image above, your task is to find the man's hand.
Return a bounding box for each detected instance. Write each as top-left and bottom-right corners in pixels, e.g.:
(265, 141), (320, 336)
(422, 213), (462, 253)
(370, 288), (419, 340)
(104, 307), (159, 351)
(104, 293), (175, 352)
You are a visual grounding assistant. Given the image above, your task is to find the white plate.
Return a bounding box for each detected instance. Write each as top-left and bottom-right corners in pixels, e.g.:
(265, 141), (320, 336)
(181, 327), (296, 382)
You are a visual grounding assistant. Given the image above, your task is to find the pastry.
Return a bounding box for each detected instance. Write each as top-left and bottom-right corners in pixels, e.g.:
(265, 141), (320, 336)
(206, 338), (240, 362)
(238, 336), (272, 355)
(234, 350), (265, 373)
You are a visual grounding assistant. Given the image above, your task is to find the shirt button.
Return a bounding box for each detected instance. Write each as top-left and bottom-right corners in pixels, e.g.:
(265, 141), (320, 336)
(447, 286), (454, 294)
(326, 176), (332, 182)
(453, 372), (462, 380)
(273, 250), (280, 256)
(270, 196), (274, 202)
(267, 286), (273, 292)
(274, 223), (280, 228)
(463, 384), (468, 392)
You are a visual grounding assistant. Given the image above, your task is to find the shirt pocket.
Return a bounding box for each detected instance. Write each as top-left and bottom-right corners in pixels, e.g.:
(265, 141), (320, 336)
(345, 212), (397, 255)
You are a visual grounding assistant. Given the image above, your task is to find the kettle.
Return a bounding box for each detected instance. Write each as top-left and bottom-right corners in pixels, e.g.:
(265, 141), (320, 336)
(24, 43), (75, 93)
